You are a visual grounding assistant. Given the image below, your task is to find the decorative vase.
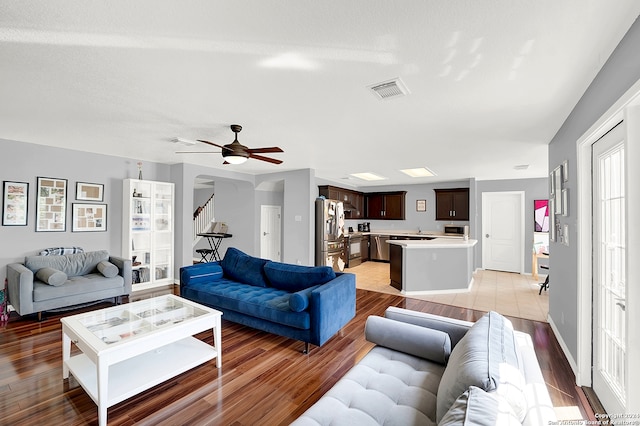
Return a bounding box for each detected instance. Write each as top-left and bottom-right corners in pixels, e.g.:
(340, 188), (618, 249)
(137, 162), (143, 180)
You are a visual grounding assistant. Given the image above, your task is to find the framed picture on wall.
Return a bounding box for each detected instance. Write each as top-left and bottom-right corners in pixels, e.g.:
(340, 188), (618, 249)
(416, 199), (426, 212)
(76, 182), (104, 201)
(36, 177), (67, 232)
(2, 181), (29, 226)
(534, 199), (549, 232)
(553, 165), (563, 214)
(72, 203), (107, 232)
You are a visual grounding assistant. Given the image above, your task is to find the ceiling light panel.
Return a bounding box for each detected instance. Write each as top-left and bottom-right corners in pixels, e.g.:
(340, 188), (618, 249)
(350, 172), (387, 181)
(400, 167), (436, 177)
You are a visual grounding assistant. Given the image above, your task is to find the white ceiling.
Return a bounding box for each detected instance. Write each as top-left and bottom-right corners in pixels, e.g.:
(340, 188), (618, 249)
(1, 1), (639, 186)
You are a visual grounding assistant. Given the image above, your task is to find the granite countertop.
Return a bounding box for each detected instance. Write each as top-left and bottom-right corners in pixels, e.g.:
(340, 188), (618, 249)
(358, 230), (464, 239)
(387, 238), (477, 248)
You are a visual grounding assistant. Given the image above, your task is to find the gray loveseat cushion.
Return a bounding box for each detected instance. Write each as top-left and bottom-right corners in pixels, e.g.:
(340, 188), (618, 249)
(365, 316), (451, 365)
(97, 261), (118, 278)
(436, 311), (526, 423)
(25, 250), (110, 277)
(35, 267), (67, 286)
(439, 386), (520, 425)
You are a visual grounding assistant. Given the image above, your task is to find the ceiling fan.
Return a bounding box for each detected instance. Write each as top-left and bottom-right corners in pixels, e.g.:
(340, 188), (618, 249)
(176, 124), (283, 165)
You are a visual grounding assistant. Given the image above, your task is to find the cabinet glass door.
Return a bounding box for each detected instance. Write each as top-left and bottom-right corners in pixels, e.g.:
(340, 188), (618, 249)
(131, 181), (152, 284)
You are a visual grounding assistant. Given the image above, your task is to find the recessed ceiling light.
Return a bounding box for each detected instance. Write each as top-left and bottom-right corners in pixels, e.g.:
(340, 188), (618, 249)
(350, 172), (387, 181)
(514, 164), (530, 170)
(400, 167), (436, 178)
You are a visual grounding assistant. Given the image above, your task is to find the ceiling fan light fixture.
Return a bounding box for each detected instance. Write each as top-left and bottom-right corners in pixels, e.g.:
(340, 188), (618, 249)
(223, 153), (249, 164)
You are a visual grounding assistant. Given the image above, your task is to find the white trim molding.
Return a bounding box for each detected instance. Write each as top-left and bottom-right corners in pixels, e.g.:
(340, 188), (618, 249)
(575, 77), (640, 406)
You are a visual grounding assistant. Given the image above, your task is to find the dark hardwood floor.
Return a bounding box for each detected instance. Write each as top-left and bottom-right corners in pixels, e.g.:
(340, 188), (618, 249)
(0, 288), (593, 425)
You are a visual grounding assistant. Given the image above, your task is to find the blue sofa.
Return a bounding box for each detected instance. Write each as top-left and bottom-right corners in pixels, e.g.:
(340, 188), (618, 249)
(180, 247), (356, 353)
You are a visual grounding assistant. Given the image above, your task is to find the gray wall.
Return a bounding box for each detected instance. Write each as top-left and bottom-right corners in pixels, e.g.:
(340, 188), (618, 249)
(0, 139), (171, 282)
(476, 178), (549, 274)
(321, 177), (547, 273)
(255, 184), (284, 258)
(257, 169), (315, 265)
(548, 16), (640, 361)
(330, 180), (473, 235)
(0, 138), (321, 292)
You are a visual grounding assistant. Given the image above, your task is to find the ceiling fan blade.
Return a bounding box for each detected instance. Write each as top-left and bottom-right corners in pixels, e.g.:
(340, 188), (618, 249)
(197, 139), (232, 151)
(176, 151), (221, 154)
(249, 153), (283, 164)
(247, 146), (284, 154)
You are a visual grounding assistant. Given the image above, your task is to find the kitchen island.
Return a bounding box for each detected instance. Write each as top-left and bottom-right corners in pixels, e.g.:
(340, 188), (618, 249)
(388, 238), (477, 294)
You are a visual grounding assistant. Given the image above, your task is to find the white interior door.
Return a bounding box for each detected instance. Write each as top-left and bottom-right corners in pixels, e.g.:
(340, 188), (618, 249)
(592, 123), (626, 414)
(482, 192), (524, 273)
(260, 205), (281, 261)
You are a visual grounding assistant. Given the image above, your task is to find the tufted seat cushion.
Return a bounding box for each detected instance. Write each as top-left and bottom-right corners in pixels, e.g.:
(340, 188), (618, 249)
(292, 346), (444, 425)
(182, 278), (311, 329)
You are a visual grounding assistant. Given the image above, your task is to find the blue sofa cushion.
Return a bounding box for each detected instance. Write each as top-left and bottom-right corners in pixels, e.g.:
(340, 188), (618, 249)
(183, 278), (311, 330)
(181, 263), (223, 285)
(264, 261), (336, 292)
(221, 247), (269, 287)
(289, 285), (320, 312)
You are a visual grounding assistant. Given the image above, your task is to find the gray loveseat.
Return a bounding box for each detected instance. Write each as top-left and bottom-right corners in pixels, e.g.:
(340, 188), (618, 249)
(292, 307), (556, 425)
(7, 250), (132, 320)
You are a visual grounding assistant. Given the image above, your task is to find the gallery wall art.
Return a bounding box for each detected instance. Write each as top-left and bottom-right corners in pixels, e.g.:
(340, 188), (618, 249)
(36, 177), (67, 232)
(2, 181), (29, 226)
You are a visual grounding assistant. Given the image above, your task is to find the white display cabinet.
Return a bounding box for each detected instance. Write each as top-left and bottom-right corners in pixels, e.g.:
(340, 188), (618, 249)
(122, 179), (174, 290)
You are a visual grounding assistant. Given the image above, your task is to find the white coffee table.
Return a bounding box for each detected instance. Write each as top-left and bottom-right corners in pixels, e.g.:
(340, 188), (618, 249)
(61, 294), (222, 426)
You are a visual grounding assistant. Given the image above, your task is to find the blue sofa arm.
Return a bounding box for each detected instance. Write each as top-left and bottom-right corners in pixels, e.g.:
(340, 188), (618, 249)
(309, 272), (356, 346)
(180, 262), (223, 289)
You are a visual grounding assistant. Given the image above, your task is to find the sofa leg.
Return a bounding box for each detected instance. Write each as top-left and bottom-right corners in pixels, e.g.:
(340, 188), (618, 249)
(37, 312), (43, 322)
(303, 342), (309, 354)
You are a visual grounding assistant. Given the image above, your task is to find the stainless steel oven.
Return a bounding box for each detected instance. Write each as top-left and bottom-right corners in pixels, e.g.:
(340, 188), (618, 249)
(346, 233), (362, 268)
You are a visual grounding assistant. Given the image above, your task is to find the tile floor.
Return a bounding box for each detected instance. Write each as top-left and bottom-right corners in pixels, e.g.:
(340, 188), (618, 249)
(349, 261), (549, 322)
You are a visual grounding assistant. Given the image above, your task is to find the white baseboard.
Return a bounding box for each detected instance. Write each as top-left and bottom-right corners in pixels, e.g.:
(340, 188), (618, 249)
(547, 314), (579, 381)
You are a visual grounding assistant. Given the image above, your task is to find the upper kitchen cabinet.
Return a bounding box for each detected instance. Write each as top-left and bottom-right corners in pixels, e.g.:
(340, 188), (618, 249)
(318, 185), (364, 219)
(434, 188), (469, 220)
(365, 191), (406, 220)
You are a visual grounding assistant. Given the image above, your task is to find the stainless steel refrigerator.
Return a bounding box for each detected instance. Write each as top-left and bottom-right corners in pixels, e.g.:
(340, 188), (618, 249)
(315, 198), (347, 272)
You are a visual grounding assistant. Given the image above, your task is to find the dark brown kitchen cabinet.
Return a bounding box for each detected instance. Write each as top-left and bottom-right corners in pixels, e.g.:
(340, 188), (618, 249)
(318, 185), (364, 219)
(365, 191), (406, 220)
(434, 188), (469, 220)
(389, 243), (402, 290)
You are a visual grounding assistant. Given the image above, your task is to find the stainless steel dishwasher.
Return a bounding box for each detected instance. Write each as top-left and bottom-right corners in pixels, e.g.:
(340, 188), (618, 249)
(370, 234), (390, 261)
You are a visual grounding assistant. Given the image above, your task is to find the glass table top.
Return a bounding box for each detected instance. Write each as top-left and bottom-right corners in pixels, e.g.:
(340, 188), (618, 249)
(69, 295), (210, 345)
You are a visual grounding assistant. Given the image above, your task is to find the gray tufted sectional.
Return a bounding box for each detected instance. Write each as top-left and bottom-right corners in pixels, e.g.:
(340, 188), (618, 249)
(292, 307), (556, 425)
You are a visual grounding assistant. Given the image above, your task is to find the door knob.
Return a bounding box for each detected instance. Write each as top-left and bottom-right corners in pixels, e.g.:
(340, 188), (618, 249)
(263, 232), (269, 236)
(615, 297), (626, 311)
(485, 234), (490, 238)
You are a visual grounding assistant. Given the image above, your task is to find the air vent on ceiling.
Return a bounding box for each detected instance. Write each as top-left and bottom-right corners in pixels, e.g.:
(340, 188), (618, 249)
(367, 77), (410, 100)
